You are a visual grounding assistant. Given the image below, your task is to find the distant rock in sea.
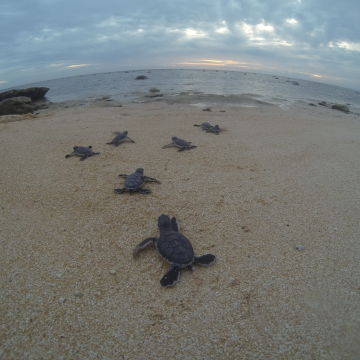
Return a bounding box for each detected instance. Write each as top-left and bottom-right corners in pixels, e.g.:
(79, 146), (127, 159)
(135, 75), (148, 80)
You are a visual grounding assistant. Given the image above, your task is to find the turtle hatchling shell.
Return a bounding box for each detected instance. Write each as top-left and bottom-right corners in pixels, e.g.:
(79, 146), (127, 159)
(74, 146), (92, 154)
(173, 138), (190, 147)
(157, 234), (194, 265)
(124, 172), (144, 189)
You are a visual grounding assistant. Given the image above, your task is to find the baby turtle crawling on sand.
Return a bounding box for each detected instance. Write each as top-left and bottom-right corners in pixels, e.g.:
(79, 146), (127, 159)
(162, 136), (197, 151)
(194, 122), (221, 134)
(134, 214), (216, 287)
(107, 131), (135, 146)
(114, 168), (160, 194)
(65, 146), (100, 160)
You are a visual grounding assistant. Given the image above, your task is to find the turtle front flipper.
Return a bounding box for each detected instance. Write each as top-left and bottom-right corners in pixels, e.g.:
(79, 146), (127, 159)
(65, 152), (75, 158)
(126, 136), (136, 143)
(162, 143), (175, 149)
(133, 237), (157, 256)
(194, 254), (216, 265)
(160, 265), (180, 287)
(118, 174), (128, 178)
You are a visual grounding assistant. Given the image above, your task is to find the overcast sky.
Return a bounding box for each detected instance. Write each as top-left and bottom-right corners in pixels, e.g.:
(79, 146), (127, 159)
(1, 0), (360, 90)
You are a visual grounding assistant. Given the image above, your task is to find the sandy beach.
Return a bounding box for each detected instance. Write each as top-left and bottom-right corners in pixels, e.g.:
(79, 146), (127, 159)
(1, 98), (359, 359)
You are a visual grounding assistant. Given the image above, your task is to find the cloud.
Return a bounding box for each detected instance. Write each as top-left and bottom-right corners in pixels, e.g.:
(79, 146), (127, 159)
(0, 0), (360, 90)
(329, 41), (360, 52)
(65, 64), (92, 69)
(177, 59), (249, 67)
(285, 18), (299, 25)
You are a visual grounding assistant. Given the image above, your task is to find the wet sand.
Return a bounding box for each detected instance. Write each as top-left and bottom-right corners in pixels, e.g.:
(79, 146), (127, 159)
(1, 99), (360, 359)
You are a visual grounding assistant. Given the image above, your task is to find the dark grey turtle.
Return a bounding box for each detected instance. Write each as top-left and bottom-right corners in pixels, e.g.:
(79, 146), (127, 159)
(65, 146), (100, 161)
(107, 131), (135, 146)
(134, 214), (216, 287)
(114, 168), (160, 194)
(162, 136), (197, 152)
(194, 122), (220, 134)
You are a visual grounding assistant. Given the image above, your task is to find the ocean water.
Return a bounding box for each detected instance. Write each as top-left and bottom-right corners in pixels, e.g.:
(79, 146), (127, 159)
(18, 69), (360, 110)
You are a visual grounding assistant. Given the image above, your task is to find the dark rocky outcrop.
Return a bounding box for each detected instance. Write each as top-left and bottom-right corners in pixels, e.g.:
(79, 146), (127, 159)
(0, 87), (49, 115)
(0, 97), (36, 115)
(0, 87), (49, 102)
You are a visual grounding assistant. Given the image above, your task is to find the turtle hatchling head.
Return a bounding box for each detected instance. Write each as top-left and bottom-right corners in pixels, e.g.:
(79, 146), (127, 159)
(158, 214), (172, 230)
(171, 136), (178, 141)
(213, 126), (220, 134)
(135, 168), (144, 175)
(123, 130), (128, 135)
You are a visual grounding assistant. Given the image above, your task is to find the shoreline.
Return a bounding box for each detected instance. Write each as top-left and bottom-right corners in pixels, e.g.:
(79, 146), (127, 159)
(1, 99), (359, 359)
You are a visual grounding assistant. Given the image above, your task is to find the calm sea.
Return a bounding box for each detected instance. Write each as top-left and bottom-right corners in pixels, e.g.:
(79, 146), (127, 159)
(16, 69), (360, 110)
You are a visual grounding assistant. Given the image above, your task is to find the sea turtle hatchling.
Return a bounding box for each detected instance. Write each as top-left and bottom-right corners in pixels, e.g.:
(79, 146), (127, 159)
(114, 168), (160, 194)
(65, 146), (100, 161)
(134, 214), (216, 287)
(162, 136), (197, 151)
(107, 131), (135, 146)
(194, 122), (221, 134)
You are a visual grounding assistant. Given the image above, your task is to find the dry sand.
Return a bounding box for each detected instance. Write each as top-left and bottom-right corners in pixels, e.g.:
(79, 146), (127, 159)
(1, 99), (360, 359)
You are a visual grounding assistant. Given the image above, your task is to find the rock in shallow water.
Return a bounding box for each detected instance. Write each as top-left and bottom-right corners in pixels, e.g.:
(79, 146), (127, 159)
(331, 104), (350, 113)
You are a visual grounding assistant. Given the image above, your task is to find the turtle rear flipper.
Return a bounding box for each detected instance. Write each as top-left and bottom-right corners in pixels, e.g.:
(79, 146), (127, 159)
(193, 124), (201, 127)
(194, 254), (216, 265)
(114, 188), (127, 194)
(137, 188), (151, 194)
(160, 265), (180, 287)
(178, 145), (197, 152)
